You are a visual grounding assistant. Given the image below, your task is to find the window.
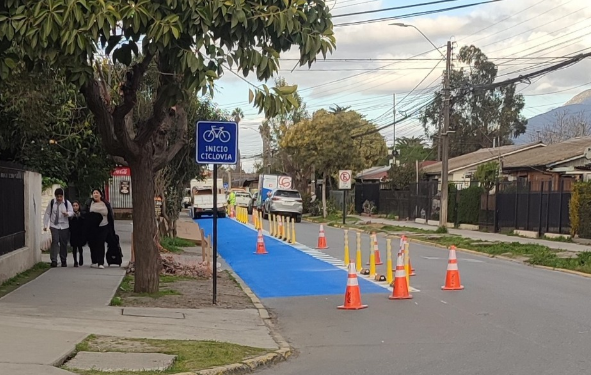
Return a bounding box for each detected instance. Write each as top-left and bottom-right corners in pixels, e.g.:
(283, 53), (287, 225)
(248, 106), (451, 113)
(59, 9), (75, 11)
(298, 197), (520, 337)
(275, 190), (301, 199)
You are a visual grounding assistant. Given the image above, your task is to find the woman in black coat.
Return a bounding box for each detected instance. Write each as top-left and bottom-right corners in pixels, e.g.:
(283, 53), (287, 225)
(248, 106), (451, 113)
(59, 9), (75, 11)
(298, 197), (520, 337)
(68, 200), (86, 267)
(84, 189), (115, 269)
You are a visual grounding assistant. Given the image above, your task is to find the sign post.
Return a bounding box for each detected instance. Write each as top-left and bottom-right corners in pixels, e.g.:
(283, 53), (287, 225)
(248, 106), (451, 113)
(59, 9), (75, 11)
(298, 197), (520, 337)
(338, 170), (352, 225)
(196, 121), (238, 305)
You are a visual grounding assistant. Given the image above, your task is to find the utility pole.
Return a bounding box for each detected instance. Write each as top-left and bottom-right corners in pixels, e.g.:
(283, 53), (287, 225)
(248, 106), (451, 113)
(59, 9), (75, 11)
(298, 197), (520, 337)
(392, 93), (396, 164)
(439, 41), (452, 228)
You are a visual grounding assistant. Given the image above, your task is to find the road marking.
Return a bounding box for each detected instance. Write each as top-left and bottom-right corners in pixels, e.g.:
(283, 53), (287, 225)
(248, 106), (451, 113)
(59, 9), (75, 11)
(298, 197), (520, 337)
(422, 256), (441, 260)
(441, 300), (447, 304)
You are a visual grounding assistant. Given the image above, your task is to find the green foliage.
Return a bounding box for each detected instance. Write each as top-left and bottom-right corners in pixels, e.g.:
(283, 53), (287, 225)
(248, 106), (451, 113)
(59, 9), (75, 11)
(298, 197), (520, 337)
(457, 185), (483, 225)
(435, 226), (448, 234)
(474, 161), (499, 191)
(309, 197), (339, 217)
(41, 177), (67, 191)
(387, 163), (417, 190)
(159, 237), (195, 253)
(447, 183), (458, 224)
(0, 0), (335, 119)
(0, 68), (113, 191)
(395, 137), (432, 164)
(281, 109), (387, 181)
(421, 45), (527, 157)
(573, 182), (591, 239)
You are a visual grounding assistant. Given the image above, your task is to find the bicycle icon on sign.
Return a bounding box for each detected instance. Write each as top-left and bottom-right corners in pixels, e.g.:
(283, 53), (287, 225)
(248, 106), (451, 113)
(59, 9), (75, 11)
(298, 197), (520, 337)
(203, 126), (231, 143)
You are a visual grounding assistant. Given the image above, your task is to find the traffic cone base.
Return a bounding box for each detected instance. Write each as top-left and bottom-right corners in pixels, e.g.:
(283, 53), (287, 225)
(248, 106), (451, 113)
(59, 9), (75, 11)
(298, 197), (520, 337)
(254, 229), (268, 255)
(338, 263), (368, 310)
(316, 224), (329, 249)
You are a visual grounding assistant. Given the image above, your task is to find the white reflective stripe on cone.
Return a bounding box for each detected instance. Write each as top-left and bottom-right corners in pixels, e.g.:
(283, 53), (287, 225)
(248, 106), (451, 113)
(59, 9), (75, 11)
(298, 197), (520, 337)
(447, 263), (459, 271)
(347, 277), (360, 287)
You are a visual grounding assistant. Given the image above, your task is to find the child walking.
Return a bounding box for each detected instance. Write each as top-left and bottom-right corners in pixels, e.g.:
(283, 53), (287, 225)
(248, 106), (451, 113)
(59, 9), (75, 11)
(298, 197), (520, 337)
(69, 200), (86, 267)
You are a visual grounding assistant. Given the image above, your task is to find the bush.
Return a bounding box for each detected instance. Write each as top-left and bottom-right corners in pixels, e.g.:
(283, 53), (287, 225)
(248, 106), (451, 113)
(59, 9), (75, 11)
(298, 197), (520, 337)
(572, 182), (591, 238)
(447, 183), (458, 224)
(308, 197), (339, 217)
(457, 185), (483, 225)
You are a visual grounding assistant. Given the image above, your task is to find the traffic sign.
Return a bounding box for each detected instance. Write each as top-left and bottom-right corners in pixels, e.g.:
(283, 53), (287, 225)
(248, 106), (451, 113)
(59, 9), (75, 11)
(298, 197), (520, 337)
(196, 121), (238, 165)
(339, 170), (352, 190)
(278, 176), (292, 189)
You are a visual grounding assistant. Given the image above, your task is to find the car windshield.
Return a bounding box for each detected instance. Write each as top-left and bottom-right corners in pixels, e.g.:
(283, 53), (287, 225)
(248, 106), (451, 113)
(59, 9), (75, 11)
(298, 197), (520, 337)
(275, 190), (301, 199)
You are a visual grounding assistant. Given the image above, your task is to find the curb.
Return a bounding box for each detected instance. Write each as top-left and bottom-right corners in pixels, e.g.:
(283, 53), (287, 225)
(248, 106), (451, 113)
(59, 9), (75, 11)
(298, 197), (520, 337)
(188, 267), (292, 375)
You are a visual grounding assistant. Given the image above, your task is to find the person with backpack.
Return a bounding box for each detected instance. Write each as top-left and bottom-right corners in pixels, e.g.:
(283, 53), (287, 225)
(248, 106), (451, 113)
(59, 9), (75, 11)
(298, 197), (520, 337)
(43, 188), (74, 267)
(84, 188), (115, 269)
(68, 200), (86, 267)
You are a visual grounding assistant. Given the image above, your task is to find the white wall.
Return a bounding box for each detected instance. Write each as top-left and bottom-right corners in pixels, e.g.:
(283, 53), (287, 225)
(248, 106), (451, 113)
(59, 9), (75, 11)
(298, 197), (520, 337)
(0, 171), (42, 283)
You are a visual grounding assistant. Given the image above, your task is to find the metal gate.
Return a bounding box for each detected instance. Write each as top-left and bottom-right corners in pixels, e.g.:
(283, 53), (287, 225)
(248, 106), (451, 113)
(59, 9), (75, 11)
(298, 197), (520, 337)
(0, 163), (25, 255)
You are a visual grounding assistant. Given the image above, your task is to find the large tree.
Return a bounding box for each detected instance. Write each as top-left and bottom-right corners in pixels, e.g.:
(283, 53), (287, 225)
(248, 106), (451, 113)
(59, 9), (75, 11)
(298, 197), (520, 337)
(1, 0), (335, 293)
(421, 45), (528, 157)
(528, 110), (591, 144)
(281, 109), (387, 215)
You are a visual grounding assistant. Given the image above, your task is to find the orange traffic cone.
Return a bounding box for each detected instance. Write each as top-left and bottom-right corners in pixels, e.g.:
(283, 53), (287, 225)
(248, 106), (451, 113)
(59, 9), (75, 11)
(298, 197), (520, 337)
(254, 229), (268, 254)
(389, 252), (412, 300)
(367, 232), (383, 265)
(316, 224), (329, 249)
(442, 246), (464, 290)
(338, 262), (368, 310)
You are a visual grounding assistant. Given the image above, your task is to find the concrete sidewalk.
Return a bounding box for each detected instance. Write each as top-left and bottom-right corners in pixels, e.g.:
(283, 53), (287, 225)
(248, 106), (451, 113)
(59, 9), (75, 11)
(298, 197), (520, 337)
(0, 220), (277, 375)
(350, 215), (591, 253)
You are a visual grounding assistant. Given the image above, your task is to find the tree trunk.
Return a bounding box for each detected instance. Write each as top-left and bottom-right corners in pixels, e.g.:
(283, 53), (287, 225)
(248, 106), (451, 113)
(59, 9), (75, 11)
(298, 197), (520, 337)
(322, 172), (327, 218)
(130, 155), (161, 293)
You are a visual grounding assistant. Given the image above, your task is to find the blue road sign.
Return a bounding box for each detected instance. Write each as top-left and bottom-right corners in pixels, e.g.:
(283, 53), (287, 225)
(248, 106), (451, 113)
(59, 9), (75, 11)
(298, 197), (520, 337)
(196, 121), (238, 165)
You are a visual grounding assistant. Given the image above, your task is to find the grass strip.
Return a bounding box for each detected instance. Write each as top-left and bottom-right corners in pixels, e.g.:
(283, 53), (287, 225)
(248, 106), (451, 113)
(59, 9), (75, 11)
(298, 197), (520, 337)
(0, 262), (50, 298)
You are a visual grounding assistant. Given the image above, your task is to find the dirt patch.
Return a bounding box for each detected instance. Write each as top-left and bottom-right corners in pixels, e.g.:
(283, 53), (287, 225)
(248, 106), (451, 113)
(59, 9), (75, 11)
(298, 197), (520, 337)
(117, 271), (254, 309)
(83, 336), (159, 353)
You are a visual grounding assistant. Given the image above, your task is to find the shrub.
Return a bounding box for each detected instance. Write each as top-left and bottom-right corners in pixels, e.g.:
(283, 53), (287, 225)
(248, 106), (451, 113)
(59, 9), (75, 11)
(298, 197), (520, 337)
(447, 183), (458, 225)
(457, 185), (483, 225)
(572, 182), (591, 238)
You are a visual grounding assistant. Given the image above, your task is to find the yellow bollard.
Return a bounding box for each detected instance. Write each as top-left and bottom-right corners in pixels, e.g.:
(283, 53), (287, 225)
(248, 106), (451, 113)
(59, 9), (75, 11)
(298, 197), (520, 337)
(369, 233), (376, 277)
(344, 230), (350, 266)
(259, 211), (263, 231)
(404, 241), (410, 289)
(286, 217), (291, 243)
(355, 232), (362, 272)
(270, 214), (275, 237)
(291, 218), (296, 243)
(386, 238), (393, 285)
(281, 216), (286, 241)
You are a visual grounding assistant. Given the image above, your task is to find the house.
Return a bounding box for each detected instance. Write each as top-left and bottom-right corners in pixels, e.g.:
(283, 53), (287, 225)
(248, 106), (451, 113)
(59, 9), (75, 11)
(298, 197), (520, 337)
(356, 161), (438, 184)
(422, 142), (544, 188)
(502, 136), (591, 191)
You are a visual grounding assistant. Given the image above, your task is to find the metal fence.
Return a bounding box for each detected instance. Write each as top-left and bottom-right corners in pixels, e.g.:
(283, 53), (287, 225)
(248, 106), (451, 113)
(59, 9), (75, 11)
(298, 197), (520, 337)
(378, 181), (439, 220)
(0, 163), (25, 255)
(480, 180), (571, 235)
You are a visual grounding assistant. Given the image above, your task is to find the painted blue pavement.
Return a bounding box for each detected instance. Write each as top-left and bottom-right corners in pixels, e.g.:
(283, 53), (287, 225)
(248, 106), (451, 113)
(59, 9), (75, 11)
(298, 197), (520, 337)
(196, 218), (385, 298)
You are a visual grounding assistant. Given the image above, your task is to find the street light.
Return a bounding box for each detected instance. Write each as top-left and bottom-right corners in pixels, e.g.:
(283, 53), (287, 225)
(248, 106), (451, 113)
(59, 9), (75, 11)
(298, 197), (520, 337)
(390, 23), (451, 228)
(390, 23), (446, 58)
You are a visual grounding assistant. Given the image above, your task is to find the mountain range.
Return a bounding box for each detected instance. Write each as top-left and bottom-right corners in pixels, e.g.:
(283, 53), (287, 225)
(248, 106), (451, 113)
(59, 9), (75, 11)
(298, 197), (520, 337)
(514, 89), (591, 144)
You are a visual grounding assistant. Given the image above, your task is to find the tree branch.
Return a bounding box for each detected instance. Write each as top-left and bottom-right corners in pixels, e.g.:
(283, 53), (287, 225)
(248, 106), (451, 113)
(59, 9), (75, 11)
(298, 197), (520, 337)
(153, 105), (188, 172)
(81, 79), (125, 157)
(135, 57), (174, 146)
(111, 52), (154, 152)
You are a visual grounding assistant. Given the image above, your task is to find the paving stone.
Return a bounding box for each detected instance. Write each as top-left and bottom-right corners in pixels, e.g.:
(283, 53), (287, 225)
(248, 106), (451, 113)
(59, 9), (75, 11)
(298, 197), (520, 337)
(67, 352), (176, 372)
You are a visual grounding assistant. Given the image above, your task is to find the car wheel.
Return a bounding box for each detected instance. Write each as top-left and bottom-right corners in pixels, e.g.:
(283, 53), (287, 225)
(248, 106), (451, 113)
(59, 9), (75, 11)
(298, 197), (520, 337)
(296, 215), (302, 223)
(263, 209), (268, 220)
(219, 212), (226, 218)
(196, 213), (201, 219)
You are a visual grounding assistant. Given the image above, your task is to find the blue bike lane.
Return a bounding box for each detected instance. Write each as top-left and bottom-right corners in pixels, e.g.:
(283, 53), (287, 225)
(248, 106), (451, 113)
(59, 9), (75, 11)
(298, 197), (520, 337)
(196, 218), (385, 299)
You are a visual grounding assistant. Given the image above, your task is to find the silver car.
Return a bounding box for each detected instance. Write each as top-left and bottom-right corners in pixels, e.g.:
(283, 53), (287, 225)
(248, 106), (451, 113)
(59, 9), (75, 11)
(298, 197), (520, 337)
(264, 189), (303, 223)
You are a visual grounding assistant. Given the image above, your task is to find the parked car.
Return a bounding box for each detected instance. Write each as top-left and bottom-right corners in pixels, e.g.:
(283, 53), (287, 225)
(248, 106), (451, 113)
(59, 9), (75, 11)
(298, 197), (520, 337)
(233, 190), (252, 208)
(263, 189), (303, 223)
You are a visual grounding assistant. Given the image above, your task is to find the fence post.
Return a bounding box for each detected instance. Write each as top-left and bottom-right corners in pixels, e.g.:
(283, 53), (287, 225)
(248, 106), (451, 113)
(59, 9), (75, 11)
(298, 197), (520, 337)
(558, 178), (564, 234)
(525, 182), (531, 231)
(545, 181), (552, 234)
(514, 181), (519, 229)
(494, 181), (499, 233)
(538, 181), (544, 237)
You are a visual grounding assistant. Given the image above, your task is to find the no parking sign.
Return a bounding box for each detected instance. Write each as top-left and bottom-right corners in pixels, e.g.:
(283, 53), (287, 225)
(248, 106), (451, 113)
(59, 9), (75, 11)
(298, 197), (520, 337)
(339, 170), (352, 190)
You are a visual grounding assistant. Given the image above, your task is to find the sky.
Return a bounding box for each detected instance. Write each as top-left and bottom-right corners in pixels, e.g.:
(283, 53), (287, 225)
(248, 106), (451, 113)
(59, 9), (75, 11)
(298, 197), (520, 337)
(208, 0), (591, 173)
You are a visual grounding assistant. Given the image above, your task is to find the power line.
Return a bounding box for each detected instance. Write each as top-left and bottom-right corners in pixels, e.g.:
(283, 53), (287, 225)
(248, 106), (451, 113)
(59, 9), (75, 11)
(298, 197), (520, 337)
(334, 0), (503, 27)
(332, 0), (464, 18)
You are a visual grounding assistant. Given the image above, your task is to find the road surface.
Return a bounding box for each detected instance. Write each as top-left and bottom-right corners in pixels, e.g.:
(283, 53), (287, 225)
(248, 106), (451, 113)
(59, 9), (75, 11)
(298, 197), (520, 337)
(200, 218), (591, 374)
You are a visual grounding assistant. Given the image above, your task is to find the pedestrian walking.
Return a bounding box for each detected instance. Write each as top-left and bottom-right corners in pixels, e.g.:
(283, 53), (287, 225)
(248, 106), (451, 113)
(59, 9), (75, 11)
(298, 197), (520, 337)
(68, 200), (86, 267)
(43, 188), (74, 268)
(84, 188), (114, 269)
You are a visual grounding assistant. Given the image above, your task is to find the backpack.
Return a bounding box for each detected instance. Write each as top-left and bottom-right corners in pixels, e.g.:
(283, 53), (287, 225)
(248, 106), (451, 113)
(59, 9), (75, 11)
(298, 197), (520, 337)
(50, 199), (70, 218)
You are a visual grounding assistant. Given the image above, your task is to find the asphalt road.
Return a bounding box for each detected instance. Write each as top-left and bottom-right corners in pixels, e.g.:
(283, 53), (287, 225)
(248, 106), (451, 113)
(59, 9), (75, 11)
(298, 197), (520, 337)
(252, 220), (591, 375)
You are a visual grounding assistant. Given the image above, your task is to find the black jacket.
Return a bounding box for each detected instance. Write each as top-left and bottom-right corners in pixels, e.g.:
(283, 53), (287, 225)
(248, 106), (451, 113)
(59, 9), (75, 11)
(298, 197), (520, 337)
(68, 213), (87, 247)
(83, 199), (115, 242)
